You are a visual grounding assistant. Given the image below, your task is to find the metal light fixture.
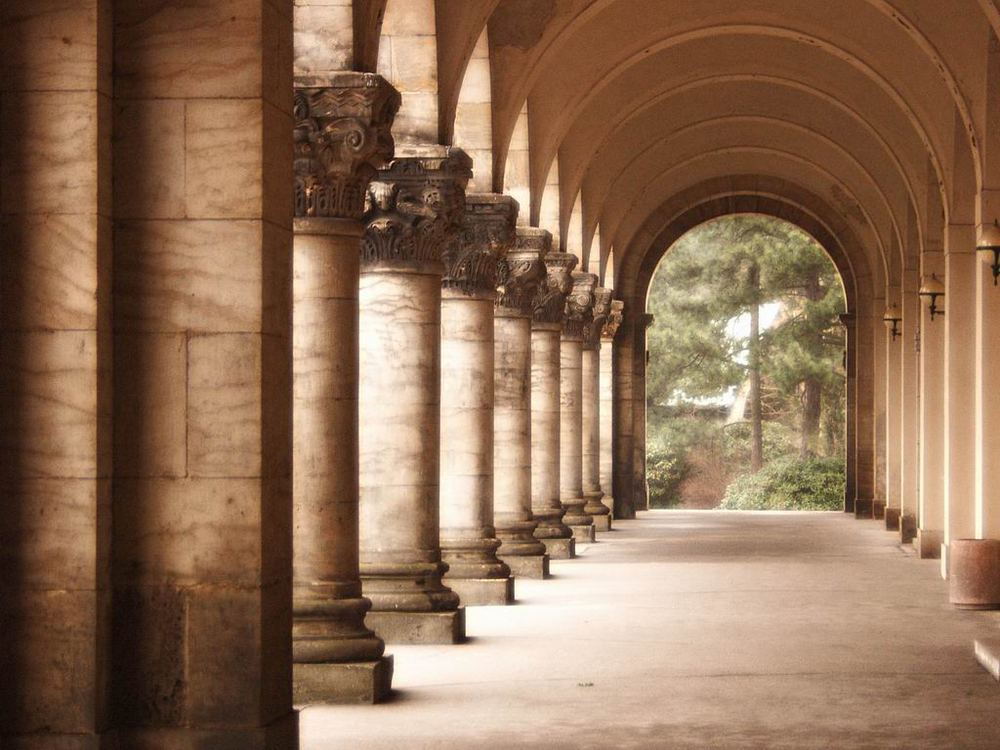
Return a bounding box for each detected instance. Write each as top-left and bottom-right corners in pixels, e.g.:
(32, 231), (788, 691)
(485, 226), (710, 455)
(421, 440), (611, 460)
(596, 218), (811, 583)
(883, 304), (902, 341)
(978, 219), (1000, 286)
(918, 274), (945, 321)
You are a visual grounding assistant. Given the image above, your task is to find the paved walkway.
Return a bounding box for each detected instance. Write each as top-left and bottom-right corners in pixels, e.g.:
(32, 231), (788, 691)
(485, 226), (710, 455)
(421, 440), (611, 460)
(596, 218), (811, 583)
(301, 511), (1000, 749)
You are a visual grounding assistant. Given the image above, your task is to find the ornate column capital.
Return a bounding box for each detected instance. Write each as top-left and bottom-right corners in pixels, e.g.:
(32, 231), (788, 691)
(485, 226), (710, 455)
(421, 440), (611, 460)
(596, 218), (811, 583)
(294, 73), (401, 220)
(445, 193), (519, 298)
(602, 300), (625, 341)
(564, 272), (597, 341)
(533, 249), (577, 328)
(497, 226), (549, 316)
(361, 145), (473, 271)
(584, 287), (612, 350)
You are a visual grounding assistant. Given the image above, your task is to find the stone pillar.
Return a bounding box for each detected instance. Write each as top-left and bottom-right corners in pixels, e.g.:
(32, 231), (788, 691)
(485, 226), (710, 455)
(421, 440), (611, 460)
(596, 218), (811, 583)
(291, 75), (399, 704)
(976, 243), (1000, 539)
(1, 5), (113, 744)
(599, 302), (625, 522)
(561, 272), (598, 542)
(110, 4), (297, 743)
(872, 301), (888, 519)
(439, 194), (518, 606)
(841, 313), (858, 514)
(583, 288), (613, 531)
(944, 230), (977, 573)
(494, 229), (551, 579)
(884, 289), (903, 530)
(900, 275), (921, 543)
(918, 273), (946, 559)
(531, 249), (577, 559)
(359, 146), (471, 644)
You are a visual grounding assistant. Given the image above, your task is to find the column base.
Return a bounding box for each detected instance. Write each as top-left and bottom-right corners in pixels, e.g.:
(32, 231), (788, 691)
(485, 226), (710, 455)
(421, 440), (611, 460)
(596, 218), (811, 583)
(872, 501), (885, 520)
(294, 656), (393, 705)
(539, 536), (576, 559)
(501, 553), (549, 579)
(854, 498), (874, 519)
(592, 514), (612, 531)
(111, 710), (298, 749)
(975, 638), (1000, 680)
(570, 524), (596, 543)
(884, 507), (901, 531)
(899, 513), (917, 544)
(916, 528), (942, 559)
(365, 608), (466, 645)
(446, 576), (514, 606)
(3, 734), (113, 750)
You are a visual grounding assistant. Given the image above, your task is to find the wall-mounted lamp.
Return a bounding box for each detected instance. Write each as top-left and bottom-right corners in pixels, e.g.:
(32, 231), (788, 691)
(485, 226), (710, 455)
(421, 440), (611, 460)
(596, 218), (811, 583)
(978, 219), (1000, 286)
(883, 304), (902, 341)
(918, 274), (945, 321)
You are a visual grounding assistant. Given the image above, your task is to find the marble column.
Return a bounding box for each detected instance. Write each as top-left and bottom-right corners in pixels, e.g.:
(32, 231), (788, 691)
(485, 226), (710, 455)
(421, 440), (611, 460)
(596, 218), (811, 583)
(944, 232), (977, 574)
(439, 194), (518, 605)
(582, 288), (613, 531)
(531, 248), (577, 559)
(359, 146), (471, 644)
(291, 75), (399, 704)
(562, 272), (598, 542)
(884, 291), (903, 531)
(976, 245), (1000, 539)
(599, 301), (625, 523)
(900, 276), (921, 543)
(494, 229), (550, 578)
(918, 274), (946, 559)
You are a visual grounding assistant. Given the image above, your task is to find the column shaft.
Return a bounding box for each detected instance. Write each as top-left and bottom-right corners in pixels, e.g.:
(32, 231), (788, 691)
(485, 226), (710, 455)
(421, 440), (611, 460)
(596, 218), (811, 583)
(976, 248), (1000, 537)
(884, 295), (903, 530)
(291, 75), (399, 705)
(944, 240), (977, 572)
(582, 345), (610, 529)
(599, 307), (622, 519)
(359, 147), (470, 644)
(560, 335), (592, 540)
(900, 280), (921, 543)
(918, 294), (946, 559)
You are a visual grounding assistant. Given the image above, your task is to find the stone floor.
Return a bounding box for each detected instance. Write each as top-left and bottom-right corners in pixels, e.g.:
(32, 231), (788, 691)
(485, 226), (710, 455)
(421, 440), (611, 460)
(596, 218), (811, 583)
(300, 510), (1000, 749)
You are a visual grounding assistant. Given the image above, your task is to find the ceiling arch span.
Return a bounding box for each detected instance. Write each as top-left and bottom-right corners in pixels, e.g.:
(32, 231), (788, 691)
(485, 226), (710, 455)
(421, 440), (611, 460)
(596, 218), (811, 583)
(600, 145), (896, 289)
(616, 192), (877, 325)
(525, 25), (968, 224)
(562, 76), (929, 261)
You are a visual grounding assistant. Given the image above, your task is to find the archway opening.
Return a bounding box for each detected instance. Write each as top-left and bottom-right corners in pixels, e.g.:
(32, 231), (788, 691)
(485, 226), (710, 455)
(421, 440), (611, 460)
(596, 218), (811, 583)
(645, 214), (848, 511)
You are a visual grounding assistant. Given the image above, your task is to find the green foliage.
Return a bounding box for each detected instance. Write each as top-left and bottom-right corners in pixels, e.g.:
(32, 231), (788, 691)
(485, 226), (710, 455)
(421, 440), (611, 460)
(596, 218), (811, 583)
(719, 457), (846, 511)
(646, 446), (690, 508)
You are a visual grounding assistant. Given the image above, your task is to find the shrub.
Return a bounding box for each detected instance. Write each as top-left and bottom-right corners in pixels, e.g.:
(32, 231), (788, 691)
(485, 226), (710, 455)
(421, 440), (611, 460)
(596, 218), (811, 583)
(647, 447), (690, 508)
(719, 456), (845, 511)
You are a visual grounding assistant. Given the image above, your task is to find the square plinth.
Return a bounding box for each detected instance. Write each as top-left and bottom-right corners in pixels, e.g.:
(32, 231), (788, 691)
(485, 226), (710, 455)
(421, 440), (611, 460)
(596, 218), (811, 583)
(446, 576), (514, 606)
(365, 609), (466, 645)
(502, 554), (550, 579)
(884, 507), (901, 531)
(854, 498), (874, 519)
(571, 524), (596, 543)
(872, 501), (886, 519)
(917, 528), (943, 559)
(900, 514), (918, 544)
(592, 515), (612, 532)
(294, 656), (393, 705)
(539, 536), (575, 559)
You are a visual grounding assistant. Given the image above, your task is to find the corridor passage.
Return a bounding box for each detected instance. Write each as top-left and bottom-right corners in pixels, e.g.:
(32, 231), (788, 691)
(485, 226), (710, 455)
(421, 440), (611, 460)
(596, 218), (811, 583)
(301, 511), (1000, 749)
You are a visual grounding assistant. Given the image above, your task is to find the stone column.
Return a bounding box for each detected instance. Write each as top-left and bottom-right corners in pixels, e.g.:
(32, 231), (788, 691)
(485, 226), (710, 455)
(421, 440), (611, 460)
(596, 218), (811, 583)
(976, 244), (1000, 539)
(841, 313), (858, 514)
(439, 194), (518, 605)
(944, 231), (977, 573)
(359, 146), (471, 644)
(599, 301), (625, 522)
(531, 249), (577, 559)
(582, 288), (613, 531)
(561, 272), (598, 542)
(918, 274), (946, 559)
(291, 75), (399, 704)
(884, 290), (903, 531)
(900, 275), (921, 543)
(494, 229), (550, 578)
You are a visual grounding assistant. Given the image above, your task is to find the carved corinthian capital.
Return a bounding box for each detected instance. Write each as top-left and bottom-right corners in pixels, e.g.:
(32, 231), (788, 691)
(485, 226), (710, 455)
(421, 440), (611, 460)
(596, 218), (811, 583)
(533, 250), (577, 327)
(361, 146), (472, 271)
(294, 73), (401, 220)
(497, 227), (549, 316)
(584, 287), (613, 349)
(602, 300), (625, 340)
(445, 193), (519, 297)
(563, 272), (597, 341)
